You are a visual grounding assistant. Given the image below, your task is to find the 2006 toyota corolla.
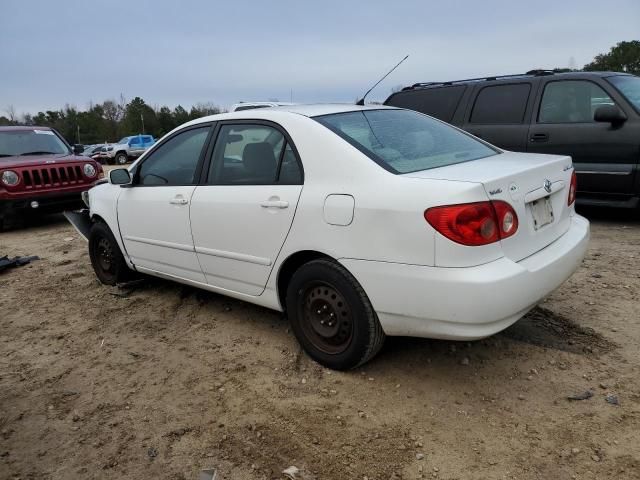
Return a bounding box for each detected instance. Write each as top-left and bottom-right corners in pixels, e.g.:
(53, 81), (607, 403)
(67, 104), (589, 370)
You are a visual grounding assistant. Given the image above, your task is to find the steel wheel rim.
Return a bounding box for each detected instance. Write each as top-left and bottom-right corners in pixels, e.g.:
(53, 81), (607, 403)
(96, 237), (115, 274)
(300, 282), (353, 355)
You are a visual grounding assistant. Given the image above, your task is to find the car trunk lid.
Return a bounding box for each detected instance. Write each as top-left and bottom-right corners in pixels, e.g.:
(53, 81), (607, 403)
(404, 151), (575, 262)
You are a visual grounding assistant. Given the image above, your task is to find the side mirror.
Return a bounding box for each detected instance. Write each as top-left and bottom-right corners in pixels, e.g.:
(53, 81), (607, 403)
(108, 168), (132, 186)
(594, 105), (627, 124)
(73, 144), (84, 155)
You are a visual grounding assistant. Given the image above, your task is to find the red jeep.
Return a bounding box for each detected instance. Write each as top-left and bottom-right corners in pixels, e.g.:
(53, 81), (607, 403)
(0, 126), (104, 230)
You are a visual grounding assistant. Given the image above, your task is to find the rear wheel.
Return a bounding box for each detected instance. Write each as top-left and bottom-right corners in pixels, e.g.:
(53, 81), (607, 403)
(115, 152), (128, 165)
(89, 222), (132, 285)
(286, 259), (385, 370)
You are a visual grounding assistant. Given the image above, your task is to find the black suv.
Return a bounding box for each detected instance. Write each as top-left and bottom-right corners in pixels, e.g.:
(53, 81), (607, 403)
(385, 71), (640, 208)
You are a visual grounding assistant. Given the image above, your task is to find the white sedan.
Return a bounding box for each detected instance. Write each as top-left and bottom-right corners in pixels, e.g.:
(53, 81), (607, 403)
(69, 104), (589, 370)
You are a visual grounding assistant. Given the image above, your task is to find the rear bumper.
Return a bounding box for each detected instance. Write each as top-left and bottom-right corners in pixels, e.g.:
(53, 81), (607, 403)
(0, 191), (84, 217)
(340, 215), (590, 340)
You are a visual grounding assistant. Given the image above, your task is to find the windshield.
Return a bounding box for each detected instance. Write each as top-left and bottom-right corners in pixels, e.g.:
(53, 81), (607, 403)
(608, 75), (640, 112)
(117, 137), (131, 144)
(0, 129), (70, 158)
(314, 109), (498, 174)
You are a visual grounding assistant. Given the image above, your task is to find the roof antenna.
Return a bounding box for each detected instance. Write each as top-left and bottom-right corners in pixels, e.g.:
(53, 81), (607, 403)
(356, 55), (409, 105)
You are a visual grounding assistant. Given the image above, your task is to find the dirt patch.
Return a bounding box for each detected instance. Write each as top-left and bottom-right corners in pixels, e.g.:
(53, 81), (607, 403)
(502, 306), (617, 355)
(1, 210), (640, 479)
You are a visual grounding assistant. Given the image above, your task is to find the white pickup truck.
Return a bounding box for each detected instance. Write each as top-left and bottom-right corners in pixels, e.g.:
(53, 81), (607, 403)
(105, 134), (155, 165)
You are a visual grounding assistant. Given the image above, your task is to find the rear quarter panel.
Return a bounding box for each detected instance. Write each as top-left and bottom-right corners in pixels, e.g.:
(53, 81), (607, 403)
(264, 113), (500, 298)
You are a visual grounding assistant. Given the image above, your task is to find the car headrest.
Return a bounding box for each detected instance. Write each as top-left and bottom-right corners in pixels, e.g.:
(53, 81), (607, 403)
(242, 142), (277, 179)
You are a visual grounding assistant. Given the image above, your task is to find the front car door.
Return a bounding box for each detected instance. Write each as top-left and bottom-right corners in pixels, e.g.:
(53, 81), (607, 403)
(527, 78), (638, 198)
(117, 125), (212, 282)
(190, 121), (304, 296)
(462, 80), (538, 151)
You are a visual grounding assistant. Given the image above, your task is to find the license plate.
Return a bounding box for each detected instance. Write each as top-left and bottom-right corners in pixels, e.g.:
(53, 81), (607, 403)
(531, 196), (554, 230)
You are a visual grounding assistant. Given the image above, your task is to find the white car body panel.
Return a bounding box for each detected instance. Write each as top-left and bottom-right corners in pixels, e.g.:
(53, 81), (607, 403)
(86, 104), (589, 341)
(190, 184), (303, 295)
(117, 185), (205, 282)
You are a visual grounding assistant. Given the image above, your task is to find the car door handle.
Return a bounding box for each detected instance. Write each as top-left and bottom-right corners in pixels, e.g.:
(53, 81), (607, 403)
(530, 133), (549, 142)
(260, 200), (289, 209)
(169, 196), (189, 205)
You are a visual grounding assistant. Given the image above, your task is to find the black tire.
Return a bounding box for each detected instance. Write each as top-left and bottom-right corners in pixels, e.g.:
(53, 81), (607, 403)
(115, 152), (128, 165)
(88, 221), (132, 285)
(286, 259), (385, 370)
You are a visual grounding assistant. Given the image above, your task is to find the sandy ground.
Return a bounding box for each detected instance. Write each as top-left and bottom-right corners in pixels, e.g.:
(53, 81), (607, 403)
(1, 208), (639, 480)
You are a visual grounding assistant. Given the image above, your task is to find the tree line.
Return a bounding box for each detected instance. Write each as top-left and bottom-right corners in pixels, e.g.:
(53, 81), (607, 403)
(0, 96), (224, 145)
(2, 40), (637, 145)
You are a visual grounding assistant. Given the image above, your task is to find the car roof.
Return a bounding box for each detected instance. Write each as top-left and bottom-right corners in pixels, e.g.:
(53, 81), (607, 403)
(394, 70), (633, 93)
(189, 104), (397, 126)
(0, 126), (53, 132)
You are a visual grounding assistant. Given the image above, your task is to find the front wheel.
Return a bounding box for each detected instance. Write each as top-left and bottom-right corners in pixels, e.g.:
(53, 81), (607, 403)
(115, 152), (128, 165)
(89, 222), (132, 285)
(286, 259), (385, 370)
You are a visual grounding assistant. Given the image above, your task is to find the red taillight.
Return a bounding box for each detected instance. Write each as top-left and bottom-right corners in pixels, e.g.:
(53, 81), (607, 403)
(568, 170), (577, 206)
(424, 200), (518, 246)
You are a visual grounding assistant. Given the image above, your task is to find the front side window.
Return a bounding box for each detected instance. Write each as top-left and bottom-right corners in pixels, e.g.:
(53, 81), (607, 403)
(0, 129), (70, 158)
(208, 124), (301, 185)
(138, 127), (210, 185)
(607, 75), (640, 113)
(538, 80), (615, 123)
(470, 83), (531, 124)
(315, 109), (498, 174)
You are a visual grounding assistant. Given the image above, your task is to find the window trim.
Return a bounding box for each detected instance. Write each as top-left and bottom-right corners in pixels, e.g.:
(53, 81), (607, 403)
(131, 122), (215, 187)
(536, 79), (617, 124)
(468, 82), (533, 125)
(203, 119), (304, 186)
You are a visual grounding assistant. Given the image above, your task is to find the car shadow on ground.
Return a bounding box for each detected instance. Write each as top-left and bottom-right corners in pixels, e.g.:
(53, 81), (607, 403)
(1, 212), (69, 234)
(116, 275), (613, 375)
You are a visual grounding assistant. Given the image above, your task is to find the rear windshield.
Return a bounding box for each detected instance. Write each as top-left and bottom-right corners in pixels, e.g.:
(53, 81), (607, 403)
(607, 75), (640, 113)
(314, 109), (498, 174)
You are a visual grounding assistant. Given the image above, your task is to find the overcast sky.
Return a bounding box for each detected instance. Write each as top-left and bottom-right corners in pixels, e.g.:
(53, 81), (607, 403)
(1, 0), (639, 115)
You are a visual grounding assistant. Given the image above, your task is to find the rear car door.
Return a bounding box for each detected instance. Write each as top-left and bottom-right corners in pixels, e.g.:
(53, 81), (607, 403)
(117, 125), (212, 282)
(462, 81), (538, 151)
(189, 122), (304, 296)
(527, 78), (638, 196)
(128, 136), (143, 156)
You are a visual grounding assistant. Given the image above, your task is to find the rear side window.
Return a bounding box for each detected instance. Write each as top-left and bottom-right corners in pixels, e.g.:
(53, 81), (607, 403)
(538, 80), (615, 123)
(315, 109), (497, 174)
(470, 84), (531, 124)
(208, 124), (302, 185)
(386, 86), (466, 123)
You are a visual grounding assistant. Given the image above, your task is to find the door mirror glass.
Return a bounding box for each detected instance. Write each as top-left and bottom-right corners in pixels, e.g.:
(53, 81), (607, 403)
(73, 144), (84, 155)
(594, 105), (627, 124)
(108, 168), (132, 185)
